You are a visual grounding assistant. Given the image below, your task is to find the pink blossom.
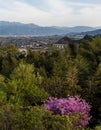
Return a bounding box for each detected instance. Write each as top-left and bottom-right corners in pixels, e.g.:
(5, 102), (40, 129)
(43, 96), (91, 127)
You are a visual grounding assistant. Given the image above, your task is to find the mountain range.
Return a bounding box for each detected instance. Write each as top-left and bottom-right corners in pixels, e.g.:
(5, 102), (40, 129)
(0, 21), (101, 36)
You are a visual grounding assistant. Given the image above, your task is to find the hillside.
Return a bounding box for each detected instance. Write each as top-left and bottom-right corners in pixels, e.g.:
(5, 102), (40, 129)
(0, 36), (101, 129)
(80, 29), (101, 35)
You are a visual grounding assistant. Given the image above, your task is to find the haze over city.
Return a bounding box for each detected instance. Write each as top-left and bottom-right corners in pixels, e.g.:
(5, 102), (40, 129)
(0, 0), (101, 27)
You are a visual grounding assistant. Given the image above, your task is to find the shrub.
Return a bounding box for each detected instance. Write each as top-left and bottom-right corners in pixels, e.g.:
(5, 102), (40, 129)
(0, 104), (47, 130)
(0, 90), (7, 103)
(0, 103), (87, 130)
(43, 96), (91, 128)
(44, 114), (81, 130)
(95, 125), (101, 130)
(0, 103), (29, 130)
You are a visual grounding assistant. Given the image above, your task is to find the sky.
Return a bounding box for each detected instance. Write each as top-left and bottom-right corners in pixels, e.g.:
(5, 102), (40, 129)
(0, 0), (101, 27)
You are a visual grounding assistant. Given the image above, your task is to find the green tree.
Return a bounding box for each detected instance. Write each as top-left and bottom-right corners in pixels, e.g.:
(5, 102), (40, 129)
(65, 66), (82, 96)
(0, 45), (19, 77)
(7, 62), (49, 106)
(41, 76), (67, 97)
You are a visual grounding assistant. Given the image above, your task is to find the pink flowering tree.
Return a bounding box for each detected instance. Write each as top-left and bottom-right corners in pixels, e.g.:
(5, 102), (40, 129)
(43, 96), (91, 128)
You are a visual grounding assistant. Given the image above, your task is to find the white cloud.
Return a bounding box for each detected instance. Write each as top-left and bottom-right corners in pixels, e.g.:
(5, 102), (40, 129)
(0, 0), (53, 25)
(0, 0), (101, 26)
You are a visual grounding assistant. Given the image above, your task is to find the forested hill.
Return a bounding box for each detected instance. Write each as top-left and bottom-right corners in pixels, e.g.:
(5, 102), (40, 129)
(0, 35), (101, 129)
(56, 35), (94, 44)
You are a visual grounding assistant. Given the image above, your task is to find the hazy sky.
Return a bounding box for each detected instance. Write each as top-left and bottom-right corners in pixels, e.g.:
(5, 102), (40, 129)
(0, 0), (101, 26)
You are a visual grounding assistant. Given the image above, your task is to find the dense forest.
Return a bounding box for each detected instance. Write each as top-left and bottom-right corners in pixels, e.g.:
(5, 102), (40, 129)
(0, 36), (101, 130)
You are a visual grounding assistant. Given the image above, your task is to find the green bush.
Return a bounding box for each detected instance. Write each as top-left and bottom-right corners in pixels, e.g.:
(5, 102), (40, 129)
(44, 114), (81, 130)
(0, 104), (87, 130)
(0, 103), (24, 130)
(0, 90), (7, 103)
(95, 126), (101, 130)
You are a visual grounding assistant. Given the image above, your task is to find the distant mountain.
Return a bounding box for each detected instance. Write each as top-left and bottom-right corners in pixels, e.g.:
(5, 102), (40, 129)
(80, 29), (101, 36)
(0, 21), (97, 36)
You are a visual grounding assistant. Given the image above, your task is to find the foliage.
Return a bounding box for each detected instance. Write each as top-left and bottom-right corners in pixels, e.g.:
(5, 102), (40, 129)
(0, 45), (19, 77)
(65, 66), (82, 95)
(7, 62), (49, 106)
(95, 125), (101, 130)
(41, 76), (67, 97)
(44, 113), (81, 130)
(0, 104), (83, 130)
(0, 36), (101, 129)
(43, 96), (91, 127)
(0, 103), (24, 130)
